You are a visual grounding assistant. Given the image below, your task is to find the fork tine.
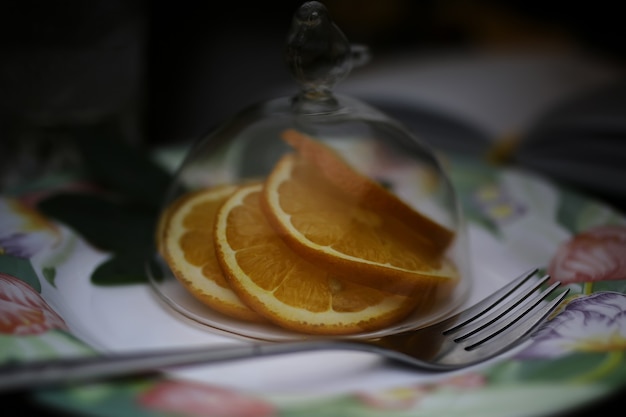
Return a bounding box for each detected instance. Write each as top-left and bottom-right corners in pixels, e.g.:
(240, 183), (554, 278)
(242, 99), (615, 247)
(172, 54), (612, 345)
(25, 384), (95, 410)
(451, 274), (551, 340)
(462, 282), (568, 351)
(442, 268), (539, 334)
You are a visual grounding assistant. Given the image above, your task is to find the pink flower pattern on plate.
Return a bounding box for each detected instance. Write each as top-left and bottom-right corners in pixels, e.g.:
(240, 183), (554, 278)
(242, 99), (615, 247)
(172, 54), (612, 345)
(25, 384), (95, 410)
(548, 225), (626, 284)
(138, 379), (276, 417)
(0, 272), (67, 335)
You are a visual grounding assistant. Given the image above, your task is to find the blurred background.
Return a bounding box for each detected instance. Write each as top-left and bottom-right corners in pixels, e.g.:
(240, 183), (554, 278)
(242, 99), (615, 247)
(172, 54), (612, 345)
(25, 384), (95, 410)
(1, 0), (625, 207)
(146, 0), (626, 144)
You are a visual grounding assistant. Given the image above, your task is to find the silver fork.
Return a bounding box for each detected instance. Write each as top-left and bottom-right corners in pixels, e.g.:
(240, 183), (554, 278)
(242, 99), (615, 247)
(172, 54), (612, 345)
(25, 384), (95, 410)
(0, 268), (568, 392)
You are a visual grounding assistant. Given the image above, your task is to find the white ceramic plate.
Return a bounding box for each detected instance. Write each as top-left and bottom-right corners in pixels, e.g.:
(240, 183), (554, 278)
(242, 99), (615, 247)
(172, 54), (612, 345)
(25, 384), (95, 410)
(2, 151), (625, 417)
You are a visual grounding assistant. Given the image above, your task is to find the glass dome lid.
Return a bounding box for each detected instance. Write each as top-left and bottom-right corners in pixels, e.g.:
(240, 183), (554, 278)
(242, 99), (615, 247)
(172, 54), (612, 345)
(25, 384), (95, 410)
(148, 1), (471, 342)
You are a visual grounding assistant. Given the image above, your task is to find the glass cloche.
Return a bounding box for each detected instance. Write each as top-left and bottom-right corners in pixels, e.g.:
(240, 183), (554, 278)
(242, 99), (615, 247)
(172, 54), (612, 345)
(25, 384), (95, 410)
(148, 1), (471, 341)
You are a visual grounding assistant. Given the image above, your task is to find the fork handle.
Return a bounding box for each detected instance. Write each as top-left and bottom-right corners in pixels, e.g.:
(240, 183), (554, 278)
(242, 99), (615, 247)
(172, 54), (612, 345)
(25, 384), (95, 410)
(0, 340), (350, 392)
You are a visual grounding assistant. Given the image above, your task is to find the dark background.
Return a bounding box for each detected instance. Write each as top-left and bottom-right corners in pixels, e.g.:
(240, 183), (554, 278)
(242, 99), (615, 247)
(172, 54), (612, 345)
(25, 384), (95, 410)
(0, 0), (624, 155)
(4, 0), (625, 145)
(145, 0), (626, 144)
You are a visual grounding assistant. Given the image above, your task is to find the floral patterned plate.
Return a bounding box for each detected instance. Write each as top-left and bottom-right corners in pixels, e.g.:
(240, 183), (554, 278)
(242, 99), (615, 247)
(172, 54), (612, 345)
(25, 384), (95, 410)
(1, 149), (625, 417)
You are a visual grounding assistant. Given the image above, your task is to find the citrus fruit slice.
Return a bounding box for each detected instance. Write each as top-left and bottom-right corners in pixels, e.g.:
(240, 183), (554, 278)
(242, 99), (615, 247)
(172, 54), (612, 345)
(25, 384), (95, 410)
(159, 185), (266, 323)
(214, 183), (418, 335)
(280, 128), (455, 251)
(261, 130), (459, 295)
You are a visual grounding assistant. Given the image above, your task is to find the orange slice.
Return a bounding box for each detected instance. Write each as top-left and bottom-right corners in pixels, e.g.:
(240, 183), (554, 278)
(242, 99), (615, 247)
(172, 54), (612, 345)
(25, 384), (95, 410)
(261, 130), (459, 296)
(281, 129), (455, 251)
(214, 183), (417, 335)
(159, 185), (266, 323)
